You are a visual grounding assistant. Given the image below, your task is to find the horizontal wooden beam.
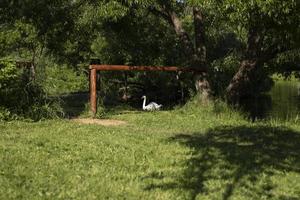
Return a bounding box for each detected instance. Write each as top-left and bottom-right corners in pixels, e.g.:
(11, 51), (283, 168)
(89, 65), (205, 72)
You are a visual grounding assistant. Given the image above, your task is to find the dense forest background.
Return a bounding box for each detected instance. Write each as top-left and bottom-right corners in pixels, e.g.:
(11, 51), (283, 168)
(0, 0), (299, 120)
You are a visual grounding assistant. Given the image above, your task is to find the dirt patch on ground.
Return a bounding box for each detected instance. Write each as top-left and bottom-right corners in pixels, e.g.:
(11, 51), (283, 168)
(71, 118), (127, 126)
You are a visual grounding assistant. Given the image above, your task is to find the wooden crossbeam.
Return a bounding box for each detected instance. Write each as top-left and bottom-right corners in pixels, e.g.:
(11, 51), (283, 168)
(90, 64), (205, 72)
(89, 64), (204, 117)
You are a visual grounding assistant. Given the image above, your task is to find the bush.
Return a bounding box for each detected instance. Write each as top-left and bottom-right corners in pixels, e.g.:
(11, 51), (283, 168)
(0, 59), (64, 121)
(37, 63), (88, 95)
(0, 107), (16, 121)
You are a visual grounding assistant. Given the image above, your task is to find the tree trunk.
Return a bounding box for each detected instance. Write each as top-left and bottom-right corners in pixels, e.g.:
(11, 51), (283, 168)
(168, 10), (195, 58)
(226, 59), (258, 103)
(193, 7), (211, 102)
(194, 72), (211, 103)
(226, 23), (263, 103)
(30, 62), (36, 81)
(151, 5), (212, 102)
(193, 7), (206, 64)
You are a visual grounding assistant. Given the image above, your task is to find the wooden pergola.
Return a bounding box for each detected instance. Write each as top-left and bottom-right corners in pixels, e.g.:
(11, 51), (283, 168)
(89, 64), (205, 117)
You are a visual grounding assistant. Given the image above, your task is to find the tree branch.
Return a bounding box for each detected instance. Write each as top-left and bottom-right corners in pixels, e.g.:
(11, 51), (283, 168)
(158, 6), (195, 60)
(148, 6), (171, 23)
(193, 7), (206, 65)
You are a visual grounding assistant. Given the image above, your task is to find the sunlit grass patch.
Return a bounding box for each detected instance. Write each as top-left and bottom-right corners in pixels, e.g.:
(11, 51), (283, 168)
(1, 106), (300, 199)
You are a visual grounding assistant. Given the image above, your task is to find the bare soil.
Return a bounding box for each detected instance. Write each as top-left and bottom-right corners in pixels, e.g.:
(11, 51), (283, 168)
(71, 118), (127, 126)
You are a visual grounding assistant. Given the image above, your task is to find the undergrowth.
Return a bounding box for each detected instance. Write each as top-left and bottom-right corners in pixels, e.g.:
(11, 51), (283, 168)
(0, 59), (64, 121)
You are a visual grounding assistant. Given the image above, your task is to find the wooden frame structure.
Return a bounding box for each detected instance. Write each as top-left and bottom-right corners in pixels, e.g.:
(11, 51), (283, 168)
(89, 64), (204, 117)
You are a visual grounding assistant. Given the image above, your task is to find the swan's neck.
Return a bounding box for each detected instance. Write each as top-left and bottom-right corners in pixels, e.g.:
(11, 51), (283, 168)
(143, 97), (146, 109)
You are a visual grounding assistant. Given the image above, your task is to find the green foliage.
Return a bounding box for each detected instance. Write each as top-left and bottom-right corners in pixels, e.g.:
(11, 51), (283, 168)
(0, 20), (42, 62)
(0, 107), (17, 121)
(218, 0), (300, 50)
(38, 64), (88, 95)
(0, 59), (64, 121)
(0, 59), (19, 88)
(0, 0), (299, 114)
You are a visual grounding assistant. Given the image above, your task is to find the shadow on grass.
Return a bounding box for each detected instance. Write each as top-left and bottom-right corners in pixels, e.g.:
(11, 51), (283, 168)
(145, 125), (300, 199)
(59, 92), (89, 118)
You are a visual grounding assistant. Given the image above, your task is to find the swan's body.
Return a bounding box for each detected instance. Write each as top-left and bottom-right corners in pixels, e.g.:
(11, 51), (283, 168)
(142, 96), (162, 111)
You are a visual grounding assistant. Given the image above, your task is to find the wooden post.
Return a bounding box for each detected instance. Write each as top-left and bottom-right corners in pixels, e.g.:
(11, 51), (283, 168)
(90, 68), (97, 117)
(88, 64), (205, 116)
(124, 72), (128, 102)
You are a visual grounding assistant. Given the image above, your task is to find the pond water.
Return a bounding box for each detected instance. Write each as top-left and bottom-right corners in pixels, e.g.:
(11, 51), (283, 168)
(268, 80), (300, 120)
(244, 80), (300, 120)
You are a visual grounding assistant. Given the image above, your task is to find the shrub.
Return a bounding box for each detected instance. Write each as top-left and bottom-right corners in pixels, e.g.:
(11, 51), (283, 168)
(0, 59), (64, 121)
(38, 63), (88, 95)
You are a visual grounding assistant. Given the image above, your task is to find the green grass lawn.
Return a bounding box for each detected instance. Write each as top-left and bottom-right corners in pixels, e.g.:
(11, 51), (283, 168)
(1, 104), (300, 200)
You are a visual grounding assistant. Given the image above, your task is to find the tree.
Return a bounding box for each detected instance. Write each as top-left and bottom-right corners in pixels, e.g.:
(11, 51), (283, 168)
(148, 1), (213, 101)
(221, 0), (300, 103)
(84, 0), (213, 101)
(1, 0), (299, 106)
(0, 0), (83, 64)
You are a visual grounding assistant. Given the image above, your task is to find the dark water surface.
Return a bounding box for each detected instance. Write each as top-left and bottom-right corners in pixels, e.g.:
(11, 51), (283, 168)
(269, 81), (300, 120)
(244, 81), (300, 120)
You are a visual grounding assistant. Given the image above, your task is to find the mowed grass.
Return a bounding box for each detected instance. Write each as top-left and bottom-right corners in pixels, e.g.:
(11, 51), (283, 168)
(1, 104), (300, 200)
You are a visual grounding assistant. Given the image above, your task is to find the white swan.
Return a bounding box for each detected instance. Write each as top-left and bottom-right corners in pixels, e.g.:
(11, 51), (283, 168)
(141, 96), (162, 111)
